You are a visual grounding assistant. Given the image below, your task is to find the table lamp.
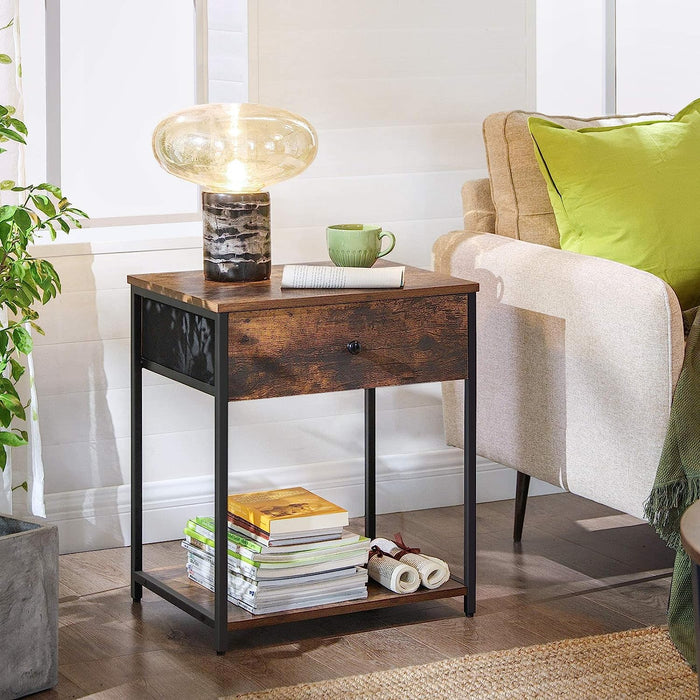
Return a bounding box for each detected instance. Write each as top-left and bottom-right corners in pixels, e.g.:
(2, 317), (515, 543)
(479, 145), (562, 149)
(152, 103), (318, 282)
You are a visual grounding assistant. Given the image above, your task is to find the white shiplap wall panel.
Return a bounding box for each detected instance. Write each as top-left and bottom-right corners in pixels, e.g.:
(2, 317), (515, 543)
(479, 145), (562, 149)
(23, 0), (535, 551)
(268, 170), (480, 231)
(258, 75), (527, 131)
(259, 28), (526, 82)
(47, 248), (202, 293)
(307, 124), (486, 178)
(39, 383), (446, 493)
(258, 1), (527, 33)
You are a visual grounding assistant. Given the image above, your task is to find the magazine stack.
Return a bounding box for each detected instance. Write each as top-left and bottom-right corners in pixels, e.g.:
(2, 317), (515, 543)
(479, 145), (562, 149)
(182, 486), (370, 615)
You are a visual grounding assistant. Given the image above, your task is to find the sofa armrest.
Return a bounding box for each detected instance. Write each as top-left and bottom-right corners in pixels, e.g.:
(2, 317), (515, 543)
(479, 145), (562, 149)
(434, 231), (685, 519)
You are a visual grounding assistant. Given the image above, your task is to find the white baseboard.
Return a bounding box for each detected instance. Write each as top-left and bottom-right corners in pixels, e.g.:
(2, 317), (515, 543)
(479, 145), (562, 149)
(45, 449), (561, 553)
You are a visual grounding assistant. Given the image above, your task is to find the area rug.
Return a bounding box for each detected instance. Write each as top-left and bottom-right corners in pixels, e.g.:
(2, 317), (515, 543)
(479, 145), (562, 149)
(229, 627), (696, 700)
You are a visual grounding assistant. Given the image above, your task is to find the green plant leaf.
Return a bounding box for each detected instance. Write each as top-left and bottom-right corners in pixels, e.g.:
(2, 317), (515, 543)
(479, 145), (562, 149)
(0, 394), (25, 421)
(0, 126), (25, 144)
(0, 446), (6, 471)
(0, 431), (27, 447)
(57, 217), (70, 233)
(13, 207), (31, 231)
(9, 358), (24, 381)
(0, 179), (14, 189)
(9, 118), (26, 135)
(0, 54), (12, 64)
(66, 206), (88, 218)
(0, 18), (14, 31)
(36, 183), (62, 198)
(0, 205), (16, 221)
(31, 194), (55, 217)
(12, 326), (32, 354)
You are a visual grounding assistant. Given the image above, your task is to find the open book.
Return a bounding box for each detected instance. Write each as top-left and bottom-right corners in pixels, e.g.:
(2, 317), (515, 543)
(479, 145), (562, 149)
(281, 264), (405, 289)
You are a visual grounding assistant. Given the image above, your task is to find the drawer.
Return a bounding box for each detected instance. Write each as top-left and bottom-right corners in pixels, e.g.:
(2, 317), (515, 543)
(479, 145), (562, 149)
(227, 294), (468, 400)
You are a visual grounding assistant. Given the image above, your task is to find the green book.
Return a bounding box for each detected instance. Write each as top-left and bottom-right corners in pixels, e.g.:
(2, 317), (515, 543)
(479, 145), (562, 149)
(194, 516), (263, 552)
(183, 526), (260, 568)
(184, 520), (370, 568)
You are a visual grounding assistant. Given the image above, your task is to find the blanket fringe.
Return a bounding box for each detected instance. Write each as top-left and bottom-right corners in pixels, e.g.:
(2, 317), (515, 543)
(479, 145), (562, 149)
(644, 477), (700, 552)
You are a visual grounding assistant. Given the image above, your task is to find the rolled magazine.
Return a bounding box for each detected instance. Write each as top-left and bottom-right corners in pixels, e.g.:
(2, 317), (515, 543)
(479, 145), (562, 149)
(281, 264), (405, 289)
(367, 547), (420, 594)
(371, 536), (450, 590)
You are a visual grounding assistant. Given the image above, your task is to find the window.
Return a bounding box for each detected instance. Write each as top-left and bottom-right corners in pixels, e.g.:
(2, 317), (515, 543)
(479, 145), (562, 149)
(19, 0), (224, 236)
(536, 0), (699, 117)
(616, 0), (700, 114)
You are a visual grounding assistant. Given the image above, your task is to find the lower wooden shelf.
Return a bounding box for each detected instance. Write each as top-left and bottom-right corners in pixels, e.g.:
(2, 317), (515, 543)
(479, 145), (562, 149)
(144, 565), (467, 631)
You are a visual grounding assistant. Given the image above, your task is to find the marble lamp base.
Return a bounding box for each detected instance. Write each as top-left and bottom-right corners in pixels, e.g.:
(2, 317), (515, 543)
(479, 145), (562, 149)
(201, 191), (271, 283)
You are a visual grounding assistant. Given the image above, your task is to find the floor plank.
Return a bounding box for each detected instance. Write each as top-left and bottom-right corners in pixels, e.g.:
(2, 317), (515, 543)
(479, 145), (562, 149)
(33, 493), (674, 699)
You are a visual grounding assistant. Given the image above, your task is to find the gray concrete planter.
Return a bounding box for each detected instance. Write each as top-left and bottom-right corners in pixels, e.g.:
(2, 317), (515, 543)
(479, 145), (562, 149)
(0, 513), (58, 699)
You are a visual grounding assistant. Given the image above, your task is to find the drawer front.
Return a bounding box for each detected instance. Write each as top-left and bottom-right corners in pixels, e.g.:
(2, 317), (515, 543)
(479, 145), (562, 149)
(227, 294), (468, 400)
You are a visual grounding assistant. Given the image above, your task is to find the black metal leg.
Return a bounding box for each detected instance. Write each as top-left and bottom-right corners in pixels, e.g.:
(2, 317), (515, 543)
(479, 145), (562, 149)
(214, 313), (229, 654)
(513, 471), (531, 543)
(692, 563), (700, 686)
(365, 388), (376, 540)
(131, 289), (143, 603)
(464, 292), (477, 617)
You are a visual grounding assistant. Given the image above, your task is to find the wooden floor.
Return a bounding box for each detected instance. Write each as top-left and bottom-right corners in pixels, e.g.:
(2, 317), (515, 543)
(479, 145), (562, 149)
(37, 493), (674, 699)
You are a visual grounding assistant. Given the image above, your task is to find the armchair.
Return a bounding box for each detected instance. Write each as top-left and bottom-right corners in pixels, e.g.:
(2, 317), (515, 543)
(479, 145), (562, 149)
(434, 110), (686, 539)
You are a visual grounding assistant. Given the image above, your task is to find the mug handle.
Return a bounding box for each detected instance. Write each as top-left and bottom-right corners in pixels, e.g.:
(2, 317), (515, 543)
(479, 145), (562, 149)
(376, 231), (396, 259)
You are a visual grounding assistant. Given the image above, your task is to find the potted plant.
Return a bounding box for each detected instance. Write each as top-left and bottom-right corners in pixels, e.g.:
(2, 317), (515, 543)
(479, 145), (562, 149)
(0, 15), (86, 698)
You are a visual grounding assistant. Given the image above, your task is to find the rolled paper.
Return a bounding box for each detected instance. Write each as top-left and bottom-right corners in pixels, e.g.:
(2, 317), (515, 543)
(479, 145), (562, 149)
(372, 536), (451, 590)
(367, 546), (420, 594)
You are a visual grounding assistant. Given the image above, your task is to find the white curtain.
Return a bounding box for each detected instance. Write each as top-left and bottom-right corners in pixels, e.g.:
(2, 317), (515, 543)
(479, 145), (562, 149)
(0, 0), (45, 517)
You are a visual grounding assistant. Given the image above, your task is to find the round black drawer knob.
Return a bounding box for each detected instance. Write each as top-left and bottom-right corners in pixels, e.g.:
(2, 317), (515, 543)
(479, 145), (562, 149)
(346, 340), (362, 355)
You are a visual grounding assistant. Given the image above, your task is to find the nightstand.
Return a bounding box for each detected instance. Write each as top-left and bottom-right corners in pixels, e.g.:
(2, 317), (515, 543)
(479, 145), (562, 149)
(127, 262), (478, 653)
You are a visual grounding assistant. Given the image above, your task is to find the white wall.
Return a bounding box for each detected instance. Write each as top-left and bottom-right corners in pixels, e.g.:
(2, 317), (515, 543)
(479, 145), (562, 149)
(252, 0), (535, 268)
(616, 0), (700, 114)
(536, 0), (606, 115)
(18, 0), (543, 553)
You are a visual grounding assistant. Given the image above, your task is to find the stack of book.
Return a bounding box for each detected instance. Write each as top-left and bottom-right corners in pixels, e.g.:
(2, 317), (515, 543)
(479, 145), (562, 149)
(182, 486), (370, 615)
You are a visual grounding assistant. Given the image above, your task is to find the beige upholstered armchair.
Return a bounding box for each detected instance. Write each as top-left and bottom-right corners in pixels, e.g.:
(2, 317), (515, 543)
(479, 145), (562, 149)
(433, 110), (686, 540)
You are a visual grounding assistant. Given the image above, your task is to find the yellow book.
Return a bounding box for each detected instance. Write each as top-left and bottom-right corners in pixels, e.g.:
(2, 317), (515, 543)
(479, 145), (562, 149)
(227, 487), (349, 535)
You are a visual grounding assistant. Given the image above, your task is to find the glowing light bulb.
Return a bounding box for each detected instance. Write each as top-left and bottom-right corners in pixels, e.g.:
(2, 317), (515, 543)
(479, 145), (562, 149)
(224, 159), (248, 191)
(152, 103), (317, 193)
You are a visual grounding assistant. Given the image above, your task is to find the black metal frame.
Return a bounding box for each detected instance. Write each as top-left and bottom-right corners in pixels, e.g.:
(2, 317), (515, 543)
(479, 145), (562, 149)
(464, 291), (477, 616)
(692, 562), (700, 693)
(130, 287), (477, 652)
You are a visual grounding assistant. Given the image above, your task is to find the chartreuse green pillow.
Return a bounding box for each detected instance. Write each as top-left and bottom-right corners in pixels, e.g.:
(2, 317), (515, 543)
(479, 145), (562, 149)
(528, 99), (700, 310)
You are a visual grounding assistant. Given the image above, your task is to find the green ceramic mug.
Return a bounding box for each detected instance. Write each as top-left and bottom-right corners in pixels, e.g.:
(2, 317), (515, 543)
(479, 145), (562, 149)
(326, 224), (396, 268)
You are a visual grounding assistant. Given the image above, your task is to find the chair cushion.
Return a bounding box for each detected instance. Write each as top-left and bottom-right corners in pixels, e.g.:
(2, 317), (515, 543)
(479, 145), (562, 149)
(528, 99), (700, 310)
(483, 110), (669, 247)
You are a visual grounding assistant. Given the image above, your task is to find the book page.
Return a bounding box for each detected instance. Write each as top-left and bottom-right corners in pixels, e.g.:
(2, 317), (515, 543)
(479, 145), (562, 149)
(281, 265), (405, 289)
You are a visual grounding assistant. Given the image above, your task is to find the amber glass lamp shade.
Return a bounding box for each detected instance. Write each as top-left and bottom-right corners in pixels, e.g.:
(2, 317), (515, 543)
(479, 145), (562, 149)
(152, 103), (318, 282)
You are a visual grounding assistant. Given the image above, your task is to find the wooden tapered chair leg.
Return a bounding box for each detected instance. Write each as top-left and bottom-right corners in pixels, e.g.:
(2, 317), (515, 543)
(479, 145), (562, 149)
(513, 471), (531, 543)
